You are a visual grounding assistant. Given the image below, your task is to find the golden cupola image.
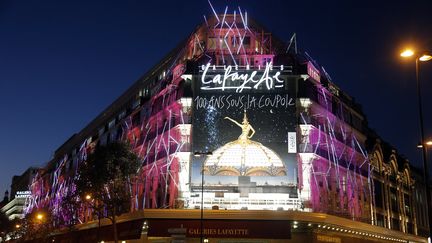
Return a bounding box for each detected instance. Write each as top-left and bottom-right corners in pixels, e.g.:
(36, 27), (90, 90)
(204, 111), (287, 177)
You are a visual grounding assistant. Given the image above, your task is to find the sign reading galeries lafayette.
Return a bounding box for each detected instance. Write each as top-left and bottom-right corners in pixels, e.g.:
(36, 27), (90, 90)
(147, 219), (291, 239)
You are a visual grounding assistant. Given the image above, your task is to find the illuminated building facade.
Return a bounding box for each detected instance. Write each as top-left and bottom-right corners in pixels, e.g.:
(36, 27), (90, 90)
(25, 6), (428, 243)
(1, 167), (37, 221)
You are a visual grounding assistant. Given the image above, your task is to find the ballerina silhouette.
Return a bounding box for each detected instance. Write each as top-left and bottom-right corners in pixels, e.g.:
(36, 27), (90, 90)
(224, 111), (255, 141)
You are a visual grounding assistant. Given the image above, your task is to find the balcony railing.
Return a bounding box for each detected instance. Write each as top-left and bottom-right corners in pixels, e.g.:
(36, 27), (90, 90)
(187, 196), (302, 211)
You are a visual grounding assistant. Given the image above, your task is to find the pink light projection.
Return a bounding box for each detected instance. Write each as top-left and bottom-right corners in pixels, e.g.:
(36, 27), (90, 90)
(298, 85), (371, 221)
(25, 2), (373, 226)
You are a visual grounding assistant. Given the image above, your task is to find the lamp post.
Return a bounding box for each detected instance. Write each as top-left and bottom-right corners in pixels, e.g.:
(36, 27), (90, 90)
(193, 151), (212, 243)
(84, 193), (103, 242)
(400, 49), (432, 237)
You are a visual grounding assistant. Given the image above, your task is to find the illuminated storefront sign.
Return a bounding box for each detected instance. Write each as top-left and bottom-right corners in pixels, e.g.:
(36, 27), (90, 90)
(316, 234), (342, 243)
(148, 219), (291, 239)
(15, 191), (31, 198)
(200, 62), (289, 93)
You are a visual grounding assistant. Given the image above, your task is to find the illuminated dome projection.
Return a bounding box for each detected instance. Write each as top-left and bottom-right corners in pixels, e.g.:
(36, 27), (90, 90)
(204, 111), (286, 176)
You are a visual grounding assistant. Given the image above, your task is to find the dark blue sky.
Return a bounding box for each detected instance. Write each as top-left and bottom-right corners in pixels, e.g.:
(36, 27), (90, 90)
(1, 0), (431, 196)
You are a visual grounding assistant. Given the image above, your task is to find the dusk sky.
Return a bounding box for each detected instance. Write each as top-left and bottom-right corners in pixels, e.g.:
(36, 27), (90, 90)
(1, 0), (431, 196)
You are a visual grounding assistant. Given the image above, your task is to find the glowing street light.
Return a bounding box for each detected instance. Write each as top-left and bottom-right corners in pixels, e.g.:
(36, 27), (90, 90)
(15, 224), (20, 229)
(400, 49), (414, 57)
(400, 47), (432, 238)
(401, 48), (432, 62)
(36, 213), (44, 221)
(419, 53), (432, 62)
(417, 140), (432, 148)
(85, 194), (92, 200)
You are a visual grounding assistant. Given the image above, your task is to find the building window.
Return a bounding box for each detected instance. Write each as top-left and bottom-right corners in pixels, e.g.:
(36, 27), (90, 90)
(404, 194), (410, 215)
(407, 222), (413, 234)
(391, 218), (400, 230)
(390, 187), (398, 213)
(118, 110), (127, 120)
(243, 36), (251, 45)
(132, 112), (141, 127)
(262, 57), (272, 65)
(231, 36), (239, 47)
(317, 90), (328, 109)
(374, 180), (383, 208)
(108, 119), (116, 129)
(351, 114), (363, 131)
(342, 176), (346, 192)
(376, 214), (385, 227)
(98, 127), (105, 136)
(131, 99), (140, 110)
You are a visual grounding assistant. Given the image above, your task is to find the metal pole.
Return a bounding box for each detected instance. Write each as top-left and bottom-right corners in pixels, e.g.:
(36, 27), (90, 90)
(200, 160), (204, 243)
(415, 58), (432, 237)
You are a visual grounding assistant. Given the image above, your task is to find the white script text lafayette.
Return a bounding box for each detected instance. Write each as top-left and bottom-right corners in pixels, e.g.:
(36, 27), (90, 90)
(200, 63), (284, 93)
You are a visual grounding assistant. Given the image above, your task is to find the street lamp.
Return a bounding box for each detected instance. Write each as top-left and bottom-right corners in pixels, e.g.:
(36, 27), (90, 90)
(400, 48), (432, 237)
(84, 193), (103, 242)
(193, 151), (212, 243)
(36, 213), (44, 221)
(417, 140), (432, 148)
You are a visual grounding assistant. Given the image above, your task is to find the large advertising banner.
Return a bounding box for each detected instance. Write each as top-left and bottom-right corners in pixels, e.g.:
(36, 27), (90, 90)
(192, 63), (298, 205)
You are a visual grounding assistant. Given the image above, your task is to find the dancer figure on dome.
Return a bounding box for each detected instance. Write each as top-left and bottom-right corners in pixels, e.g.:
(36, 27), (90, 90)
(224, 110), (255, 141)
